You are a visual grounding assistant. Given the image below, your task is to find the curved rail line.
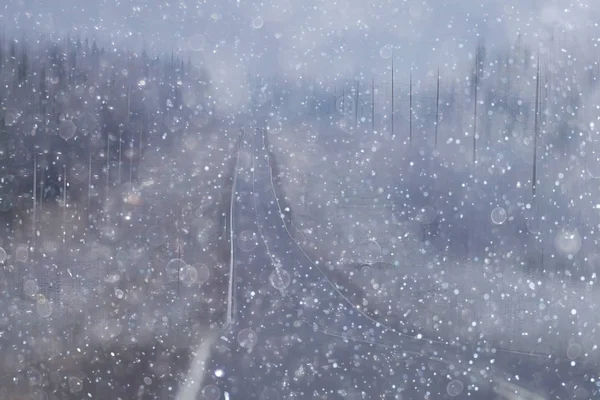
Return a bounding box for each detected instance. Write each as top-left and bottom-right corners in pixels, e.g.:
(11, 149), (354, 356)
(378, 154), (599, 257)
(253, 117), (556, 398)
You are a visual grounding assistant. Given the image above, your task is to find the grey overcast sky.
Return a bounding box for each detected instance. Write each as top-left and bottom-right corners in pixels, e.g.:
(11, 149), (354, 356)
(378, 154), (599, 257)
(2, 0), (598, 83)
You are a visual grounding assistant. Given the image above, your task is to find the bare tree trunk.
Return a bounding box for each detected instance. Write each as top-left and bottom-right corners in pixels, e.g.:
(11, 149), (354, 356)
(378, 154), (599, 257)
(371, 77), (375, 134)
(532, 56), (540, 198)
(435, 67), (440, 149)
(342, 86), (345, 119)
(32, 155), (37, 247)
(391, 52), (394, 138)
(118, 129), (123, 184)
(354, 79), (359, 129)
(88, 151), (92, 224)
(409, 72), (413, 145)
(333, 84), (336, 114)
(473, 49), (479, 163)
(62, 164), (67, 247)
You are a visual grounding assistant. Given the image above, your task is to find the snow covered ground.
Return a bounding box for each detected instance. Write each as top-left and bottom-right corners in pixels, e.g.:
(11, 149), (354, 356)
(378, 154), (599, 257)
(266, 114), (600, 398)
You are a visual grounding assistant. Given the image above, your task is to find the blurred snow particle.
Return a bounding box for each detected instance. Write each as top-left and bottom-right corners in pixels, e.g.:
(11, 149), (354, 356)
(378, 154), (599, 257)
(490, 206), (507, 225)
(416, 206), (436, 225)
(555, 228), (582, 256)
(238, 230), (258, 251)
(59, 119), (77, 140)
(180, 264), (199, 286)
(166, 259), (188, 282)
(146, 225), (168, 247)
(202, 384), (221, 400)
(23, 279), (39, 296)
(15, 244), (28, 262)
(446, 379), (464, 397)
(269, 268), (291, 290)
(252, 16), (264, 29)
(35, 299), (52, 318)
(193, 263), (211, 284)
(567, 343), (582, 360)
(237, 328), (258, 349)
(68, 376), (83, 393)
(379, 45), (392, 59)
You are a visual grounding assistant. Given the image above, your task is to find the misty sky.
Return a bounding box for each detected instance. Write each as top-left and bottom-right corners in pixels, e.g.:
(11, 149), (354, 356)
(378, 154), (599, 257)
(2, 0), (598, 113)
(2, 0), (597, 80)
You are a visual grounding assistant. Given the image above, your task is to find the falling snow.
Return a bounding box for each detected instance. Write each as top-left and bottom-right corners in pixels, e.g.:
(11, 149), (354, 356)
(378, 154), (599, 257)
(0, 0), (598, 399)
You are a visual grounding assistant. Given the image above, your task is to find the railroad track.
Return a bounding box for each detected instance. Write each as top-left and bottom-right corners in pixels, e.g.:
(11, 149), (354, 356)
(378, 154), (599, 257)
(196, 111), (594, 399)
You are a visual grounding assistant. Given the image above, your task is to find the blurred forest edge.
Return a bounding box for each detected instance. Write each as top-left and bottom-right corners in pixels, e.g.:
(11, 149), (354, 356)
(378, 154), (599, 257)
(265, 34), (600, 283)
(263, 35), (600, 362)
(0, 32), (243, 384)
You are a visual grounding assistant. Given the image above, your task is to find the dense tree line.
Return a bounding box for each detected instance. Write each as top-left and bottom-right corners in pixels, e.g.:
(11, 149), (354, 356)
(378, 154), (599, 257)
(0, 32), (215, 266)
(0, 32), (236, 399)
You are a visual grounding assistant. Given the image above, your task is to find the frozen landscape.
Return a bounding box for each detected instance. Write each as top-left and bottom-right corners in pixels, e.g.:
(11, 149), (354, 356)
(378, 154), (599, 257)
(1, 0), (600, 399)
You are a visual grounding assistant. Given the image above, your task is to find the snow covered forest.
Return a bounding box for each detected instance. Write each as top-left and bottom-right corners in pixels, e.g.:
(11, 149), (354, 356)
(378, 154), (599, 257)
(0, 34), (238, 398)
(0, 23), (599, 399)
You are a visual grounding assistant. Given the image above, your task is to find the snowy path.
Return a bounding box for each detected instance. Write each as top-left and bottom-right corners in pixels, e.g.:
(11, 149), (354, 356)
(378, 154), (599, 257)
(176, 120), (484, 399)
(177, 117), (597, 400)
